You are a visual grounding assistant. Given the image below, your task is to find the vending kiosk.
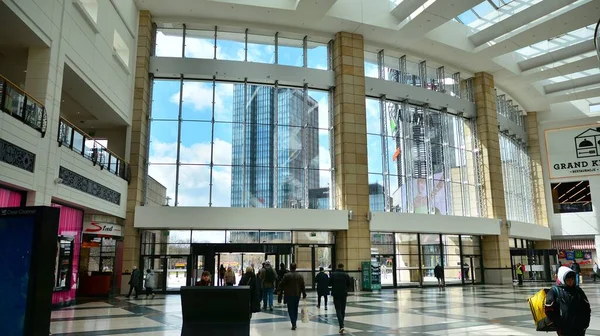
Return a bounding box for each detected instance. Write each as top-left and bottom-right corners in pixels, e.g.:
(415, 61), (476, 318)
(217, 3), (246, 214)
(361, 261), (382, 291)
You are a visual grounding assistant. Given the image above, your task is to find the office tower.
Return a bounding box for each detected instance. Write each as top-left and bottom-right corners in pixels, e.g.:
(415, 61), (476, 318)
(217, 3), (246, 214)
(231, 84), (319, 208)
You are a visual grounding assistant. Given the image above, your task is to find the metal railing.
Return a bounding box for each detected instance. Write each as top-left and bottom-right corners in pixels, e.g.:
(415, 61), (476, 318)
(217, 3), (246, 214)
(58, 118), (131, 183)
(0, 74), (47, 137)
(553, 201), (593, 214)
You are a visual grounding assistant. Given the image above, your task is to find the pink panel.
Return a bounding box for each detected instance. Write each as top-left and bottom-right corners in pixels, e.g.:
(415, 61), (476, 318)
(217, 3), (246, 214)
(0, 187), (22, 207)
(51, 203), (83, 306)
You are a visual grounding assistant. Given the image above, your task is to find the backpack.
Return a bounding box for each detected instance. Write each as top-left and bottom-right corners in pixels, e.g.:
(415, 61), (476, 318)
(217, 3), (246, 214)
(265, 268), (276, 283)
(528, 287), (557, 332)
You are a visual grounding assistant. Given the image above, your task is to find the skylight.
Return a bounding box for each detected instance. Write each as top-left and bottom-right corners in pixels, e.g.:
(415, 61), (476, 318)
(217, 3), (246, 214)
(455, 0), (542, 31)
(514, 25), (596, 60)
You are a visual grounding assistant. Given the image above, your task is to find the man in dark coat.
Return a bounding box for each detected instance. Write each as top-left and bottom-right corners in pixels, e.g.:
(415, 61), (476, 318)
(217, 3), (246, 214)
(315, 267), (329, 309)
(239, 266), (261, 316)
(277, 263), (289, 304)
(571, 261), (582, 286)
(126, 266), (142, 299)
(330, 263), (352, 334)
(434, 264), (444, 288)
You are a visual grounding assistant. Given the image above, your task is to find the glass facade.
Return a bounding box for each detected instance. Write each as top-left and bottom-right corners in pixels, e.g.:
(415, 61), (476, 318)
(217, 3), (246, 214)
(499, 133), (535, 223)
(371, 232), (482, 287)
(149, 79), (332, 208)
(366, 97), (480, 216)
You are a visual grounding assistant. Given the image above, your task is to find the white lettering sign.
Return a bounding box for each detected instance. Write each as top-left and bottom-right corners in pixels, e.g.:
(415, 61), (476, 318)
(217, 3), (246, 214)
(546, 125), (600, 178)
(83, 221), (123, 237)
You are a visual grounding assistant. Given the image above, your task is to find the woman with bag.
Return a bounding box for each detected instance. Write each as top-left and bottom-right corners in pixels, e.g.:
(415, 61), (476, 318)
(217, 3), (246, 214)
(239, 267), (262, 316)
(224, 266), (236, 286)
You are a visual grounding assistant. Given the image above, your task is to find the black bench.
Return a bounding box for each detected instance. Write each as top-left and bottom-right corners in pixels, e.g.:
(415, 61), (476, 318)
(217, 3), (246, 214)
(180, 286), (251, 336)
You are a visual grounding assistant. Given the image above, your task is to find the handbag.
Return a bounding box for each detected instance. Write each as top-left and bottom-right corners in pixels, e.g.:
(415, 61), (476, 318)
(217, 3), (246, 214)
(300, 299), (309, 323)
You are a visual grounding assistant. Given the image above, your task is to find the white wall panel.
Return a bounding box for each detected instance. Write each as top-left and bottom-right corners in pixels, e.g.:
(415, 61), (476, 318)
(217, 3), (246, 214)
(56, 147), (127, 218)
(134, 206), (350, 231)
(508, 220), (551, 240)
(369, 212), (501, 235)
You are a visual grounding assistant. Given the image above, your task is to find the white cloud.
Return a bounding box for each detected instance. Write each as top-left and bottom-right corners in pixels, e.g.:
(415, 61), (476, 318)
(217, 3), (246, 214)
(170, 82), (234, 120)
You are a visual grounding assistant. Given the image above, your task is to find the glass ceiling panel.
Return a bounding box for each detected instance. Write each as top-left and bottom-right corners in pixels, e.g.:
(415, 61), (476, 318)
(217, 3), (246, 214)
(514, 25), (596, 60)
(455, 0), (542, 31)
(544, 68), (600, 85)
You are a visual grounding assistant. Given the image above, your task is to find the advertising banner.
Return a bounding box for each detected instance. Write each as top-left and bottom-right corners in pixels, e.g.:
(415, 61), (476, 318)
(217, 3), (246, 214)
(575, 250), (584, 259)
(83, 221), (123, 237)
(545, 124), (600, 178)
(558, 250), (566, 259)
(584, 251), (593, 260)
(566, 251), (575, 261)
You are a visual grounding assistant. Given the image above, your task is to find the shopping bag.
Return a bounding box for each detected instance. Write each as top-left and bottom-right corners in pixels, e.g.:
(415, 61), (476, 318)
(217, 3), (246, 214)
(301, 300), (309, 323)
(527, 288), (557, 332)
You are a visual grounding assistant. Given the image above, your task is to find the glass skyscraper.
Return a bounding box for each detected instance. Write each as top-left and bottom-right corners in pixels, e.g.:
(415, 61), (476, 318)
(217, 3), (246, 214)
(231, 85), (319, 208)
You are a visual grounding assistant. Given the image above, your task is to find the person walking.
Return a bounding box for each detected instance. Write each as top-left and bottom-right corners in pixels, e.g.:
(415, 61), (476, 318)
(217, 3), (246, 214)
(277, 262), (289, 304)
(259, 260), (277, 311)
(434, 264), (444, 288)
(330, 263), (352, 334)
(593, 262), (600, 282)
(571, 261), (582, 286)
(219, 264), (226, 286)
(126, 266), (142, 299)
(144, 269), (156, 299)
(315, 267), (329, 309)
(239, 267), (262, 316)
(278, 263), (307, 330)
(224, 266), (236, 286)
(545, 266), (591, 336)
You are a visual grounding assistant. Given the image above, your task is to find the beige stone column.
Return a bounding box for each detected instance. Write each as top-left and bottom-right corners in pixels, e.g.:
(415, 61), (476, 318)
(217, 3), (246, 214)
(122, 11), (153, 273)
(473, 72), (512, 284)
(332, 32), (371, 274)
(527, 112), (551, 249)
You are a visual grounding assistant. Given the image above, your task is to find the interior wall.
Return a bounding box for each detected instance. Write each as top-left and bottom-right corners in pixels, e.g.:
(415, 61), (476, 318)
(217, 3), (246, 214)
(0, 47), (28, 86)
(83, 127), (127, 158)
(537, 111), (600, 237)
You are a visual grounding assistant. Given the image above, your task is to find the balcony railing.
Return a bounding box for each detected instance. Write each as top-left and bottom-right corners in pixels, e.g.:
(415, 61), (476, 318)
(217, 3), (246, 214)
(0, 74), (47, 137)
(553, 201), (593, 214)
(58, 118), (131, 183)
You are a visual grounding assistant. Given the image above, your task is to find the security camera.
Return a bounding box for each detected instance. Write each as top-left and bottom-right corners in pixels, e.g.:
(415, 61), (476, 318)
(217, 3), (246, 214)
(54, 178), (63, 184)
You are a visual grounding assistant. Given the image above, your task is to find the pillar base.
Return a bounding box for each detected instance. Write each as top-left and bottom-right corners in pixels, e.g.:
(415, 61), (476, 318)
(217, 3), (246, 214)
(484, 268), (513, 284)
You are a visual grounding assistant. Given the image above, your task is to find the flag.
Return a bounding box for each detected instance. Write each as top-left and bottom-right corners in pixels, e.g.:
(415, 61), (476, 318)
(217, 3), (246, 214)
(392, 147), (401, 161)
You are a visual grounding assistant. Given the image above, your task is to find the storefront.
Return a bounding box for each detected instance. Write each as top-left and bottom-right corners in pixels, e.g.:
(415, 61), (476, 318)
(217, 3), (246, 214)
(510, 238), (558, 282)
(140, 229), (335, 293)
(51, 203), (84, 307)
(371, 232), (483, 287)
(78, 216), (124, 297)
(0, 185), (25, 207)
(553, 239), (596, 278)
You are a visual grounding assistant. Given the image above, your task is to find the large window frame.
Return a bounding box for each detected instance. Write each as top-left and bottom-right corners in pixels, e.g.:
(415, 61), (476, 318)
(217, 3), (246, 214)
(149, 78), (335, 209)
(366, 96), (481, 217)
(499, 133), (535, 223)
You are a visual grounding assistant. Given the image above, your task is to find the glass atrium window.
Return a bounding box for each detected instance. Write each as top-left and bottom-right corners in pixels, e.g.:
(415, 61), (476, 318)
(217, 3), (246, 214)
(366, 97), (479, 216)
(499, 134), (535, 223)
(149, 79), (333, 208)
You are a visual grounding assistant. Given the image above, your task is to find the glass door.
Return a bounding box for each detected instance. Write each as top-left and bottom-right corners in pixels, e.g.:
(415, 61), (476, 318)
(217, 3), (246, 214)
(166, 257), (188, 291)
(142, 256), (166, 293)
(462, 256), (481, 284)
(372, 255), (395, 287)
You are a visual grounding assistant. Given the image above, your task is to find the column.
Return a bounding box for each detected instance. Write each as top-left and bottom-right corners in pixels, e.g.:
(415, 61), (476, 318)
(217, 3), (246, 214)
(527, 112), (551, 249)
(473, 72), (512, 284)
(122, 11), (153, 272)
(332, 32), (371, 274)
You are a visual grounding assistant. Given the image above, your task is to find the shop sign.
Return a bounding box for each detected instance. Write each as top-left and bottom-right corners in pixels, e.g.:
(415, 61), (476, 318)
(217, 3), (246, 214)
(558, 250), (566, 258)
(83, 221), (123, 237)
(546, 125), (600, 178)
(566, 251), (575, 261)
(584, 252), (593, 260)
(575, 250), (584, 259)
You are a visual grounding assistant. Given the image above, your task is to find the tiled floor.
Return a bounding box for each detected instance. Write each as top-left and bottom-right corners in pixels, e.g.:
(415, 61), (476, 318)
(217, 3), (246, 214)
(50, 283), (600, 335)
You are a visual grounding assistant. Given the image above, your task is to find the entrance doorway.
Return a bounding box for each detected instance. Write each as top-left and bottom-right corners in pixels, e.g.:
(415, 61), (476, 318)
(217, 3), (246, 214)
(461, 255), (482, 284)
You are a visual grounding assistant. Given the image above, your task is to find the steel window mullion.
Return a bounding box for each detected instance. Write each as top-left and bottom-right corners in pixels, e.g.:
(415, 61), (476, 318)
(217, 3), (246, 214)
(244, 28), (248, 61)
(243, 79), (248, 207)
(329, 87), (335, 209)
(208, 77), (216, 207)
(174, 76), (184, 206)
(423, 106), (434, 214)
(181, 24), (187, 57)
(441, 111), (452, 215)
(273, 81), (279, 208)
(303, 84), (309, 209)
(402, 103), (414, 213)
(377, 50), (385, 80)
(400, 55), (406, 84)
(275, 32), (279, 64)
(459, 117), (470, 216)
(380, 96), (391, 212)
(213, 26), (217, 60)
(303, 36), (308, 68)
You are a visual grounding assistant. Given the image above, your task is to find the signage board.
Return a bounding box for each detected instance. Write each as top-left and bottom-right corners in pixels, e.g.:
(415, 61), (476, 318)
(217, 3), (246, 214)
(584, 251), (593, 260)
(83, 221), (123, 237)
(566, 251), (575, 261)
(546, 124), (600, 178)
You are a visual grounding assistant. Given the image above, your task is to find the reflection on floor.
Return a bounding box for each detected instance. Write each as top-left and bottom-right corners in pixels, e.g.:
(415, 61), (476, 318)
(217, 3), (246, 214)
(50, 283), (600, 335)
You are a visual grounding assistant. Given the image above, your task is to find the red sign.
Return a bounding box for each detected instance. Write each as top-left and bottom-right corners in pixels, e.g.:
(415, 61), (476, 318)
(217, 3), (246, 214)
(558, 250), (566, 258)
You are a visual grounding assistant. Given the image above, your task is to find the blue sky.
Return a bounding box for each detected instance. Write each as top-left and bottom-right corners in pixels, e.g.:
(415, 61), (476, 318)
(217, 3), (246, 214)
(149, 31), (334, 207)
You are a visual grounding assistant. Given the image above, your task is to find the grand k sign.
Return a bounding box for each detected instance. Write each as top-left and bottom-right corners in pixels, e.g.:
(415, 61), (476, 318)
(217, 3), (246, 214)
(83, 221), (123, 237)
(546, 124), (600, 178)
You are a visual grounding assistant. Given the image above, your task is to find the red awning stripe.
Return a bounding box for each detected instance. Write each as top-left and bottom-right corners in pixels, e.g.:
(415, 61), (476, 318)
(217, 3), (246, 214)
(552, 239), (595, 250)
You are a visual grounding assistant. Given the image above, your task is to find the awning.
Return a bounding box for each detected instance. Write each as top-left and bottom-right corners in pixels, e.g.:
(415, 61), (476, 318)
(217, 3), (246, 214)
(552, 239), (595, 250)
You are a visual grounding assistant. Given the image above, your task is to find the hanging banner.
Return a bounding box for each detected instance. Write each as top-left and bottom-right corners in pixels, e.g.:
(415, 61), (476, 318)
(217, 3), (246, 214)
(558, 250), (566, 259)
(566, 251), (575, 261)
(545, 124), (600, 178)
(575, 250), (584, 259)
(584, 251), (593, 260)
